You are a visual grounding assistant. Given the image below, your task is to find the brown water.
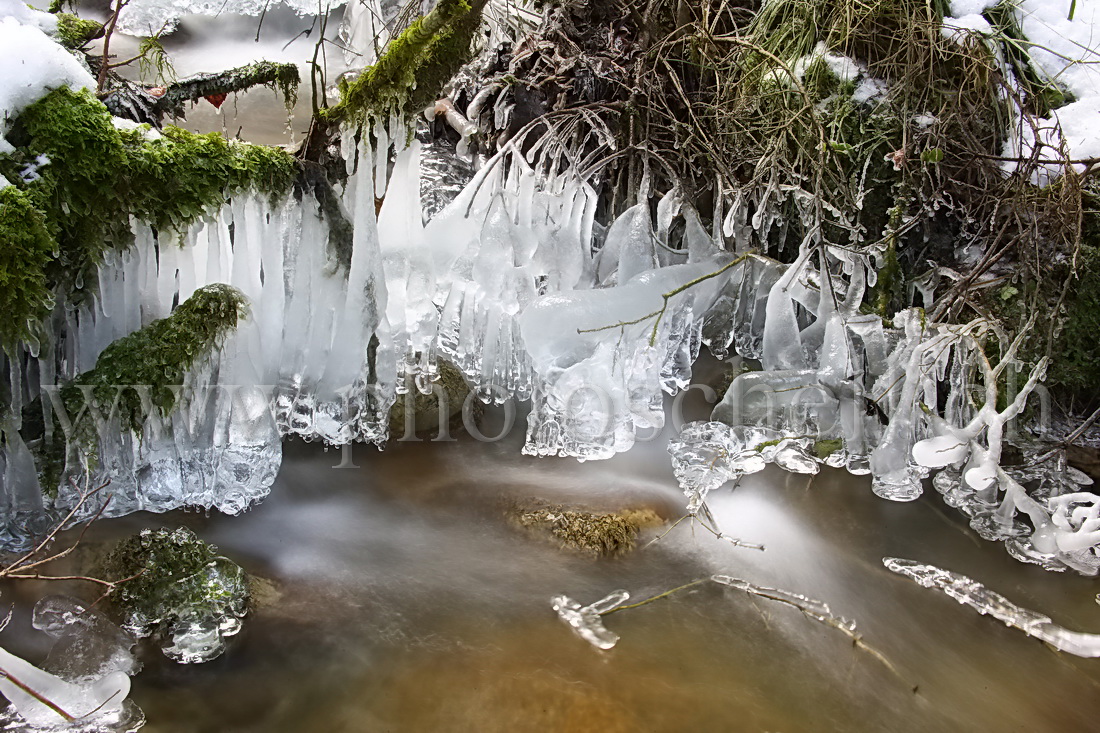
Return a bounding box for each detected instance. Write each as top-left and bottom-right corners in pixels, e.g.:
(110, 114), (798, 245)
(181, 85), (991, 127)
(4, 381), (1100, 732)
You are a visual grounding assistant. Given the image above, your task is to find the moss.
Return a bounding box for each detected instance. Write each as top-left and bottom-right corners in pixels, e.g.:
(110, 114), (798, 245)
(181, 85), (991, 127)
(510, 502), (664, 557)
(2, 87), (298, 313)
(156, 61), (299, 114)
(388, 359), (470, 437)
(867, 199), (907, 315)
(0, 187), (55, 352)
(54, 13), (103, 49)
(322, 0), (486, 124)
(100, 526), (249, 639)
(814, 438), (844, 459)
(60, 284), (248, 436)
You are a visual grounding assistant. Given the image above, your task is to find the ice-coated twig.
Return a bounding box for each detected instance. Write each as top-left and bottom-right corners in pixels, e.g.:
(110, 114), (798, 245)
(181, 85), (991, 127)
(711, 574), (856, 634)
(884, 557), (1100, 657)
(599, 579), (711, 616)
(551, 590), (630, 650)
(0, 667), (75, 722)
(711, 574), (910, 686)
(576, 252), (757, 346)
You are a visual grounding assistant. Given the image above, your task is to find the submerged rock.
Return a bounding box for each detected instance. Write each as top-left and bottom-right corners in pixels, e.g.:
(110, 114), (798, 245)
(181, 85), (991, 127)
(388, 359), (472, 439)
(99, 527), (249, 664)
(506, 500), (665, 557)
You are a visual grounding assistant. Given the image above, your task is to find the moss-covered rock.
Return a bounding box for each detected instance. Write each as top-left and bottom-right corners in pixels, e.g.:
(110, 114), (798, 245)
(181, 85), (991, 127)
(60, 284), (248, 436)
(507, 500), (665, 557)
(100, 526), (249, 663)
(54, 13), (103, 49)
(21, 285), (246, 497)
(388, 359), (471, 438)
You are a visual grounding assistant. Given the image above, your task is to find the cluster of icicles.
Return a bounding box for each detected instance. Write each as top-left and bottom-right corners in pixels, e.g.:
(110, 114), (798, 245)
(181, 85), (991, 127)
(0, 113), (1095, 573)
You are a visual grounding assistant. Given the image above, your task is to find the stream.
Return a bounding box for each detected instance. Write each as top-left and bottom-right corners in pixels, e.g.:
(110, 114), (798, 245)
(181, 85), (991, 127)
(3, 6), (1100, 731)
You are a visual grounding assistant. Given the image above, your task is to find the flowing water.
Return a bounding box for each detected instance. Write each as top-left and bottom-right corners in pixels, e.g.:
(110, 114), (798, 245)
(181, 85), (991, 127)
(4, 362), (1100, 732)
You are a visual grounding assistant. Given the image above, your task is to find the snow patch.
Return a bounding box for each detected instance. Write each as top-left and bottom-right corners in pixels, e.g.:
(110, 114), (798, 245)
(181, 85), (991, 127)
(941, 13), (994, 41)
(1004, 0), (1100, 181)
(0, 9), (95, 155)
(0, 0), (58, 34)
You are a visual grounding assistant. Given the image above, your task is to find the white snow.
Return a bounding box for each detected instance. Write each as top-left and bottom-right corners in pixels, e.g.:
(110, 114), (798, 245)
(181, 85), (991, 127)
(941, 13), (994, 40)
(0, 0), (57, 34)
(0, 5), (95, 156)
(1004, 0), (1100, 180)
(112, 115), (163, 139)
(853, 76), (888, 104)
(949, 0), (1001, 17)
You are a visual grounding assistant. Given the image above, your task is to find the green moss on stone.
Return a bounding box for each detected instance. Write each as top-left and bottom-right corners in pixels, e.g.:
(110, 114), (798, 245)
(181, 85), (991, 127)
(814, 438), (844, 459)
(100, 526), (249, 638)
(54, 13), (103, 49)
(510, 502), (664, 557)
(388, 359), (470, 437)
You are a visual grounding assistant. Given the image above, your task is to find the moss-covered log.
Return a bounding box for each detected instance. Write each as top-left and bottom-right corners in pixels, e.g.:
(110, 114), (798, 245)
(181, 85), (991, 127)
(322, 0), (489, 125)
(0, 86), (297, 334)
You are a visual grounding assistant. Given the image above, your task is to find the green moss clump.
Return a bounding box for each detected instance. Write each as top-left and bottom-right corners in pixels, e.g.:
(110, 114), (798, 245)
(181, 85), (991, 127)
(814, 438), (844, 459)
(0, 187), (55, 351)
(322, 0), (486, 124)
(100, 526), (249, 644)
(61, 284), (248, 435)
(511, 503), (664, 557)
(1, 87), (297, 322)
(54, 13), (103, 49)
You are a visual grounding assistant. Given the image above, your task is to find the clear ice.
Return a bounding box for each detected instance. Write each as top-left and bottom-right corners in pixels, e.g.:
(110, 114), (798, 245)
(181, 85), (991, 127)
(551, 590), (630, 650)
(884, 557), (1100, 657)
(0, 597), (143, 732)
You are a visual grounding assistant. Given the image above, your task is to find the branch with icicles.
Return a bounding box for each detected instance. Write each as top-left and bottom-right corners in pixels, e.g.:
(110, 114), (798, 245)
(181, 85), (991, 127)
(905, 317), (1100, 573)
(885, 557), (1100, 658)
(551, 575), (914, 689)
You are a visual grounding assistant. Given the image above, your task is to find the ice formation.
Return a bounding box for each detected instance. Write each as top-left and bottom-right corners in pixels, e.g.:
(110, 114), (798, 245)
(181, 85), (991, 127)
(553, 577), (862, 653)
(711, 574), (858, 636)
(884, 557), (1100, 657)
(0, 0), (1097, 581)
(32, 596), (140, 681)
(668, 259), (1088, 572)
(550, 590), (629, 650)
(106, 528), (250, 664)
(0, 597), (142, 731)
